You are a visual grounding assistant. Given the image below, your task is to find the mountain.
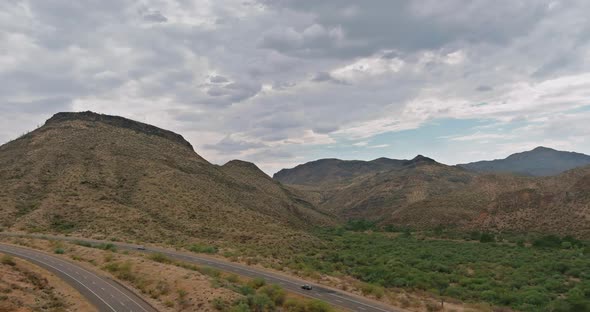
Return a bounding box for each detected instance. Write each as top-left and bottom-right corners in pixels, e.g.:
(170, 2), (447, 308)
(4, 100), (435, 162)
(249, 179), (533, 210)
(388, 165), (590, 237)
(317, 157), (476, 220)
(277, 155), (590, 238)
(273, 157), (407, 186)
(0, 112), (333, 247)
(459, 146), (590, 176)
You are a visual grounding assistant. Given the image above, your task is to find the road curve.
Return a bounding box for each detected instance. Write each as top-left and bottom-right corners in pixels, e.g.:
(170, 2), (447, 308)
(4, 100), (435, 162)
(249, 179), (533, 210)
(0, 243), (158, 312)
(1, 233), (400, 312)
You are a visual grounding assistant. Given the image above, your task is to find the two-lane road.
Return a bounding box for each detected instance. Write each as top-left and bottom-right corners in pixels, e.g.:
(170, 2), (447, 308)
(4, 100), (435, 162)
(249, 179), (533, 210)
(0, 243), (158, 312)
(1, 233), (400, 312)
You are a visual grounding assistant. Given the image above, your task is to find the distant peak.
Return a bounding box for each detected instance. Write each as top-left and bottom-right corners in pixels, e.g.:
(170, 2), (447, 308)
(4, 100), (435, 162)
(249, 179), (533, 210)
(413, 155), (435, 162)
(403, 155), (437, 167)
(45, 111), (193, 150)
(223, 159), (259, 169)
(532, 146), (555, 152)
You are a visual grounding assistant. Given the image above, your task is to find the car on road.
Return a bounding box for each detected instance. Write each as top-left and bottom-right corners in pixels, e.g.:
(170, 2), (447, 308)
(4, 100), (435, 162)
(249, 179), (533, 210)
(301, 284), (313, 290)
(137, 245), (146, 250)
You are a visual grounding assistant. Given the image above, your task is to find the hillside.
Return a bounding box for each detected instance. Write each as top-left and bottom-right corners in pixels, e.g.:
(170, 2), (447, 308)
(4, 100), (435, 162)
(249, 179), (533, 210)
(278, 155), (590, 238)
(459, 146), (590, 176)
(273, 157), (406, 186)
(320, 157), (476, 220)
(388, 165), (590, 237)
(0, 112), (333, 247)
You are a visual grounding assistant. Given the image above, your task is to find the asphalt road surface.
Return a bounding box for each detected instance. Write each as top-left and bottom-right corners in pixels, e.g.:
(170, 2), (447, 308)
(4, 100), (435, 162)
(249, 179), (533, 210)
(1, 233), (400, 312)
(0, 243), (158, 312)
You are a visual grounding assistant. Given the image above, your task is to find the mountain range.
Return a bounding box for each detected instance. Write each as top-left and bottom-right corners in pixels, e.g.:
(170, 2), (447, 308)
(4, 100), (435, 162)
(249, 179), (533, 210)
(0, 112), (589, 241)
(274, 150), (590, 238)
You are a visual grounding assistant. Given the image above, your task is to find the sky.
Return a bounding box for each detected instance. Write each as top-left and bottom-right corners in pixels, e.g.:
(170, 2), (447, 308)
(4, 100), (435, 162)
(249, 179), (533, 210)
(1, 0), (590, 174)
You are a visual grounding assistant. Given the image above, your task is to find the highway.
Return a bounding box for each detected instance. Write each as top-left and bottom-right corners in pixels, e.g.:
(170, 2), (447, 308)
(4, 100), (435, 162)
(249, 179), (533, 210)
(1, 233), (400, 312)
(0, 243), (158, 312)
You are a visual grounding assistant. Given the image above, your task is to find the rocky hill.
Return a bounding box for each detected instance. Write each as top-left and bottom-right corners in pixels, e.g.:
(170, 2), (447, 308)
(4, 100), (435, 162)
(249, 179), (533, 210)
(273, 157), (406, 186)
(459, 146), (590, 176)
(0, 112), (333, 248)
(277, 155), (590, 238)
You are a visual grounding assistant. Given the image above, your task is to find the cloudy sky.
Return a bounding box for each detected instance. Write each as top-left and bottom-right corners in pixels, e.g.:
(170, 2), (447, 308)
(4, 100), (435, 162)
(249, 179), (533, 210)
(1, 0), (590, 174)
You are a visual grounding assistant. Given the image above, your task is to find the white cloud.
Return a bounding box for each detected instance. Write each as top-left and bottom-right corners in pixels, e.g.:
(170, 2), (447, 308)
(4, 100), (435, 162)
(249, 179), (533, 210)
(1, 1), (590, 174)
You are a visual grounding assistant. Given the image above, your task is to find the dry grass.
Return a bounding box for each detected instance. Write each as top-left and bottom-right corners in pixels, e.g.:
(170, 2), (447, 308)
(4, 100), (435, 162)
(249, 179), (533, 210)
(0, 112), (334, 250)
(0, 252), (96, 312)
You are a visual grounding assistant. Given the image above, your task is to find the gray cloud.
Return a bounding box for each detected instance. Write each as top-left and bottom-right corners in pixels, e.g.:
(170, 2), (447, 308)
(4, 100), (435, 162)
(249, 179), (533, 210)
(1, 0), (590, 173)
(203, 135), (266, 152)
(210, 75), (230, 83)
(311, 72), (347, 85)
(143, 11), (168, 23)
(475, 85), (493, 92)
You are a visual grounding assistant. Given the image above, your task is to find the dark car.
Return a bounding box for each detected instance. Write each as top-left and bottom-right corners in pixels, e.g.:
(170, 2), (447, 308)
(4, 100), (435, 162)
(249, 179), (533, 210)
(136, 245), (146, 250)
(301, 284), (312, 290)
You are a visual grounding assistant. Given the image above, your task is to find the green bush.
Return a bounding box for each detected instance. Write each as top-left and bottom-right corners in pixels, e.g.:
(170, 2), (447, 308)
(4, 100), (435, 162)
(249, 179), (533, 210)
(305, 300), (333, 312)
(248, 277), (266, 289)
(229, 302), (250, 312)
(344, 219), (377, 232)
(533, 235), (562, 248)
(54, 248), (65, 254)
(212, 297), (228, 311)
(258, 284), (286, 306)
(148, 253), (172, 264)
(188, 243), (218, 254)
(1, 255), (16, 266)
(248, 293), (274, 311)
(479, 233), (495, 243)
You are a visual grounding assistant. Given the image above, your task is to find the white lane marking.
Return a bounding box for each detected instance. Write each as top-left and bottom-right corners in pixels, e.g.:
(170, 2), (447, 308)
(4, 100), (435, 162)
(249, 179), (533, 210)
(0, 246), (117, 312)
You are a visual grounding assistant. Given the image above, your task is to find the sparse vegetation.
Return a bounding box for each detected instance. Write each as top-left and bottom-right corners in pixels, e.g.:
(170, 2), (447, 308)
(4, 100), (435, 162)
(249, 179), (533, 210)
(187, 243), (218, 254)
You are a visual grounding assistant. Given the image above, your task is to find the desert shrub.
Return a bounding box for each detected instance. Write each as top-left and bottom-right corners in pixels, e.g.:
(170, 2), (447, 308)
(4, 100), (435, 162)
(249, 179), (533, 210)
(345, 219), (377, 232)
(533, 235), (562, 248)
(229, 302), (250, 312)
(283, 298), (306, 312)
(248, 293), (274, 311)
(1, 255), (16, 266)
(74, 240), (92, 247)
(54, 248), (65, 254)
(188, 243), (218, 254)
(479, 233), (495, 243)
(212, 297), (228, 311)
(148, 253), (171, 264)
(305, 300), (334, 312)
(197, 266), (221, 278)
(103, 261), (136, 282)
(248, 277), (266, 289)
(258, 284), (286, 305)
